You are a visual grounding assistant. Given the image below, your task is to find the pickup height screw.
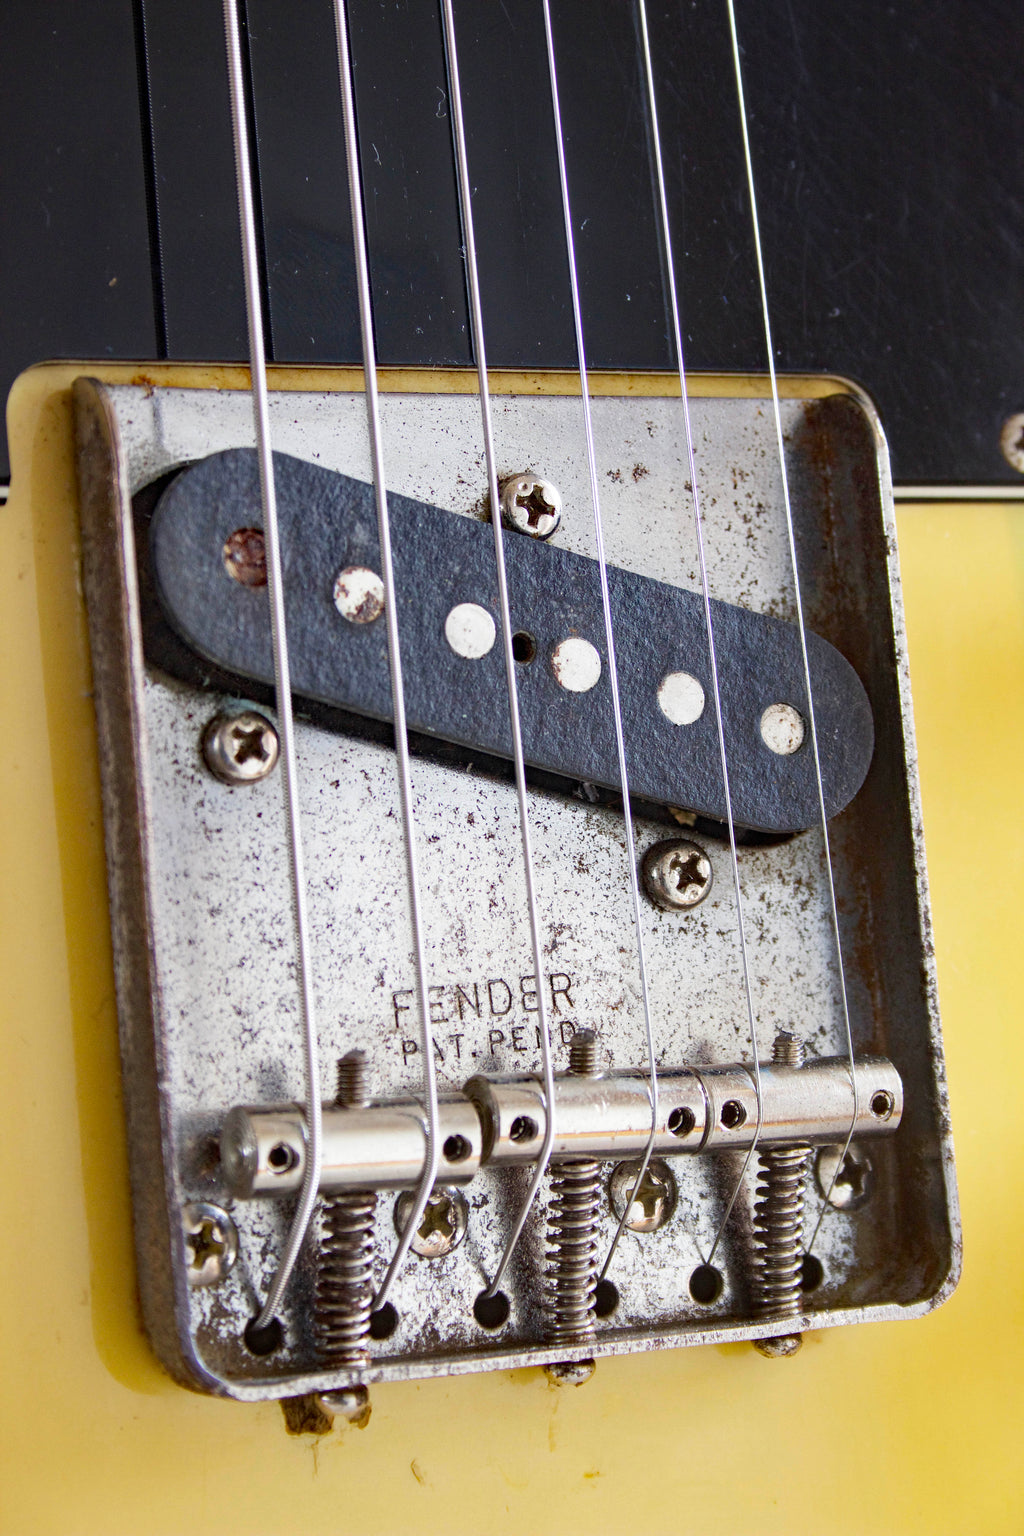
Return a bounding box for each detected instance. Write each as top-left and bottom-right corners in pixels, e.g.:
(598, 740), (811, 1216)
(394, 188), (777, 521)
(201, 709), (279, 785)
(545, 1029), (603, 1382)
(752, 1031), (811, 1358)
(316, 1051), (376, 1422)
(641, 838), (713, 911)
(500, 473), (562, 539)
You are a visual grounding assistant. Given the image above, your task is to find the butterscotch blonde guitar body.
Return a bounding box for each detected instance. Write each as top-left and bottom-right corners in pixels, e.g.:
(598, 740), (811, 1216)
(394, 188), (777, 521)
(1, 364), (1021, 1534)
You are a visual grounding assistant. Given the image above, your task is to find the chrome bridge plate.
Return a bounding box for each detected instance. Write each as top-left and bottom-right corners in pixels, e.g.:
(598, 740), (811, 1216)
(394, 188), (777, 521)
(74, 372), (959, 1400)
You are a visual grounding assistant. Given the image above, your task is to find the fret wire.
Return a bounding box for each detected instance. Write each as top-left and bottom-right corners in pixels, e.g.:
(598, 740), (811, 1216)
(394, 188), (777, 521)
(538, 0), (662, 1283)
(724, 0), (859, 1252)
(332, 0), (440, 1310)
(438, 0), (557, 1296)
(634, 0), (762, 1266)
(222, 0), (322, 1331)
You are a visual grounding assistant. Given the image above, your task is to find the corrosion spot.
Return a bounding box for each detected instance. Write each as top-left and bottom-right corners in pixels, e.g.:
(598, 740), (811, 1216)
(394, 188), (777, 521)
(223, 527), (267, 587)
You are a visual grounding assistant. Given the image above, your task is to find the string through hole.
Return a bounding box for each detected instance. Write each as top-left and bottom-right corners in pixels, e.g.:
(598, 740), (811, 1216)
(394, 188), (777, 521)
(594, 1279), (619, 1318)
(689, 1264), (724, 1305)
(511, 631), (536, 663)
(801, 1255), (824, 1293)
(243, 1315), (283, 1355)
(473, 1290), (510, 1330)
(369, 1303), (399, 1340)
(870, 1090), (895, 1120)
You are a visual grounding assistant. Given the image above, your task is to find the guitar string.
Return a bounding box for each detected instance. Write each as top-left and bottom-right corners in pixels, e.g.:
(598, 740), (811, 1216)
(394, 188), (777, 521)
(222, 0), (322, 1332)
(437, 0), (556, 1298)
(332, 0), (441, 1310)
(536, 0), (662, 1285)
(724, 0), (860, 1250)
(634, 0), (762, 1267)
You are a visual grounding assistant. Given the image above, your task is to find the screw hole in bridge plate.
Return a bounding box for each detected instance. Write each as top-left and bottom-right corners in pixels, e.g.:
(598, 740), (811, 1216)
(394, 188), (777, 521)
(720, 1099), (747, 1130)
(443, 1133), (472, 1163)
(689, 1264), (724, 1305)
(243, 1315), (283, 1356)
(369, 1303), (399, 1341)
(594, 1279), (619, 1318)
(511, 631), (536, 664)
(473, 1290), (511, 1330)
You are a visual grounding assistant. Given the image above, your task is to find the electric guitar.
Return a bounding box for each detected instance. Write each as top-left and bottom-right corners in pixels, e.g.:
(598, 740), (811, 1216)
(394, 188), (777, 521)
(2, 4), (1021, 1532)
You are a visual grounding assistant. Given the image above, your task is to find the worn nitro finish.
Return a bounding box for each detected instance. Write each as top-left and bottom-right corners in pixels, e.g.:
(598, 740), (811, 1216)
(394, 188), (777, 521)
(72, 371), (958, 1401)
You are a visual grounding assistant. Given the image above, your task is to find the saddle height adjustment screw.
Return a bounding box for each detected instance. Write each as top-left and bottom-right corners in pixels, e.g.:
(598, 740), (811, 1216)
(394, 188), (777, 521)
(315, 1050), (376, 1424)
(545, 1028), (603, 1385)
(752, 1031), (812, 1359)
(500, 473), (562, 540)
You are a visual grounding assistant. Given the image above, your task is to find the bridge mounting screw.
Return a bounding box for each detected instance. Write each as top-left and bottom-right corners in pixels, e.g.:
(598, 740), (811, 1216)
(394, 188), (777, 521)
(752, 1031), (812, 1359)
(641, 838), (713, 912)
(201, 709), (279, 785)
(500, 473), (562, 539)
(182, 1201), (237, 1287)
(544, 1029), (603, 1385)
(315, 1050), (376, 1425)
(393, 1186), (469, 1259)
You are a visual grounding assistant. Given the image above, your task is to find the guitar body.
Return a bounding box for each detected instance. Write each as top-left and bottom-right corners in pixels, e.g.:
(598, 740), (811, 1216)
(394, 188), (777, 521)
(1, 2), (1022, 1530)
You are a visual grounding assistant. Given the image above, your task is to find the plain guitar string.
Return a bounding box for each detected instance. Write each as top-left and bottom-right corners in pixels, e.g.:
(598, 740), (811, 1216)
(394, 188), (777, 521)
(438, 0), (559, 1301)
(331, 0), (441, 1312)
(221, 0), (323, 1335)
(634, 0), (764, 1269)
(725, 0), (861, 1254)
(536, 0), (664, 1285)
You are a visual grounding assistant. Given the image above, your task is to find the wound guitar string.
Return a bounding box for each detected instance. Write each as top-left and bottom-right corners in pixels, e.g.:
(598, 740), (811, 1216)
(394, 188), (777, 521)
(724, 0), (860, 1253)
(221, 0), (323, 1334)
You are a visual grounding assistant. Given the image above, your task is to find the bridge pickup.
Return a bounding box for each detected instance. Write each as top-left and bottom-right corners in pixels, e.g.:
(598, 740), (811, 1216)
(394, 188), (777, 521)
(148, 448), (873, 834)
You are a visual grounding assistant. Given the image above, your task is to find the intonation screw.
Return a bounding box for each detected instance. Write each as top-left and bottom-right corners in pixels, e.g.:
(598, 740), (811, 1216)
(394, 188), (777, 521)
(315, 1050), (376, 1424)
(752, 1031), (811, 1358)
(545, 1028), (603, 1385)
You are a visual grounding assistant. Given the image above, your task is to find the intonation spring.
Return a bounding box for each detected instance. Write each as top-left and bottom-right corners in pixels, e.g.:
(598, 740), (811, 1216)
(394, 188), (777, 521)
(544, 1030), (602, 1347)
(316, 1051), (377, 1370)
(752, 1032), (811, 1322)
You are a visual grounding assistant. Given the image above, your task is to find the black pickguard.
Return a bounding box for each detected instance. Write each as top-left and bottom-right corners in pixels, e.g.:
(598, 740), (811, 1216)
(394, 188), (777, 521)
(1, 0), (1021, 485)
